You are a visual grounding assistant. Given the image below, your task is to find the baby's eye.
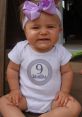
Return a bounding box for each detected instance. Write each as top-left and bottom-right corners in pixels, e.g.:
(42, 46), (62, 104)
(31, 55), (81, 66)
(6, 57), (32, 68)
(47, 25), (57, 29)
(31, 26), (39, 29)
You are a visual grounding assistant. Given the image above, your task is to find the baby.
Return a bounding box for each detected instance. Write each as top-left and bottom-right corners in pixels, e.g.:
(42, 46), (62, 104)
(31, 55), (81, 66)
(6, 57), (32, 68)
(0, 0), (81, 117)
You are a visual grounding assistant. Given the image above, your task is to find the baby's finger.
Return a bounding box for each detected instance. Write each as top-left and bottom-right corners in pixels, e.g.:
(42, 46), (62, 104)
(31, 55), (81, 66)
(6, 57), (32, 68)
(60, 99), (65, 106)
(12, 96), (20, 106)
(55, 98), (62, 107)
(63, 98), (69, 106)
(7, 95), (13, 102)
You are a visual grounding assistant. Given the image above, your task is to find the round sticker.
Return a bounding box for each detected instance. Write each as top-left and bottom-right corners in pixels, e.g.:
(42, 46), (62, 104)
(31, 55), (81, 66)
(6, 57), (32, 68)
(27, 59), (52, 85)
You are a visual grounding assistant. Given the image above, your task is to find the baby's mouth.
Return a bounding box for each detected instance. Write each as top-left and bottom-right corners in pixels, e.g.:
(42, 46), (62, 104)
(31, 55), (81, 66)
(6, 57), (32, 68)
(37, 38), (50, 42)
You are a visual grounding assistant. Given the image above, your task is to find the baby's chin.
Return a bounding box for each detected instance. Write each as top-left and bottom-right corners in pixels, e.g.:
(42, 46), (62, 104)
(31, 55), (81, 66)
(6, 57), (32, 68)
(34, 44), (54, 53)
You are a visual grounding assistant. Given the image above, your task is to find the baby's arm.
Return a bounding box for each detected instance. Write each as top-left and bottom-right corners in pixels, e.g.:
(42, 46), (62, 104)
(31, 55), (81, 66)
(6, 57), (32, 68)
(7, 61), (22, 106)
(53, 63), (73, 108)
(60, 62), (73, 94)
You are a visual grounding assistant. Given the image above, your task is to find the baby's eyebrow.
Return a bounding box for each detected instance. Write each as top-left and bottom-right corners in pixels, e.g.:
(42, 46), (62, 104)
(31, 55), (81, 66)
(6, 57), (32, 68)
(31, 24), (40, 27)
(47, 23), (57, 25)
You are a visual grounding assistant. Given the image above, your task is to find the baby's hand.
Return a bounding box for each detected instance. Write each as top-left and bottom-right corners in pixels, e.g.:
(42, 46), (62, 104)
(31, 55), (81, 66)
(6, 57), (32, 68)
(55, 91), (70, 107)
(8, 89), (22, 106)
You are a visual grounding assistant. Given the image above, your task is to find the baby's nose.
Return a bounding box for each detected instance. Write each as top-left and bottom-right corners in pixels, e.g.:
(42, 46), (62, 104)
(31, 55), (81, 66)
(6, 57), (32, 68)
(40, 28), (48, 35)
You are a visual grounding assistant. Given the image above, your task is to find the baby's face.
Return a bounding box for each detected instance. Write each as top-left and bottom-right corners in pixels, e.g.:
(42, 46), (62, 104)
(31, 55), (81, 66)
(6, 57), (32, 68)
(24, 12), (62, 52)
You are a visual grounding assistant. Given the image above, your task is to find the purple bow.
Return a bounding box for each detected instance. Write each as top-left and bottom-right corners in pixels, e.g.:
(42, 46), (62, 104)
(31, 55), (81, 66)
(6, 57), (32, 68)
(22, 0), (57, 20)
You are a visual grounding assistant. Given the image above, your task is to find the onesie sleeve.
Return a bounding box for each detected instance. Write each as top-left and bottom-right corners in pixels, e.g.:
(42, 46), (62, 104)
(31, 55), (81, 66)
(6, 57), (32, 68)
(8, 42), (23, 64)
(58, 44), (72, 65)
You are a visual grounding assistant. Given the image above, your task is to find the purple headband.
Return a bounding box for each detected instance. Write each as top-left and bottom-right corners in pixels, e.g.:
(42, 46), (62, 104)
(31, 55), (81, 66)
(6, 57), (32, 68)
(22, 0), (62, 29)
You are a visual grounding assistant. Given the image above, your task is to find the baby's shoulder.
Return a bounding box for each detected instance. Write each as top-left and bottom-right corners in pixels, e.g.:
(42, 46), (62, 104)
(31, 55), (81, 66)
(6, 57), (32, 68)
(55, 43), (66, 51)
(16, 40), (28, 48)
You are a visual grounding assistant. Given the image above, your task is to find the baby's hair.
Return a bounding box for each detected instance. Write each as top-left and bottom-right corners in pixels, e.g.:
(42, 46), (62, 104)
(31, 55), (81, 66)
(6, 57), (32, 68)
(19, 4), (25, 27)
(26, 0), (39, 3)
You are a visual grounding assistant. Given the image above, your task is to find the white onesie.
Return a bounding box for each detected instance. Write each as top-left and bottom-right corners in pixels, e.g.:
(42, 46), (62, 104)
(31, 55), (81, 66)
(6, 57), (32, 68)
(8, 40), (72, 113)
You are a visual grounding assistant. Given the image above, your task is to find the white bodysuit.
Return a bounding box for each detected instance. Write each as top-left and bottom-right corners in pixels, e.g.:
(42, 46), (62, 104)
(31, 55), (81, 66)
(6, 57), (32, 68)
(8, 40), (72, 113)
